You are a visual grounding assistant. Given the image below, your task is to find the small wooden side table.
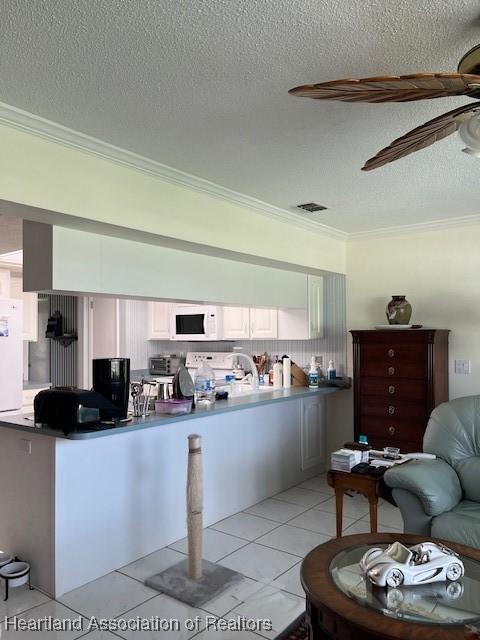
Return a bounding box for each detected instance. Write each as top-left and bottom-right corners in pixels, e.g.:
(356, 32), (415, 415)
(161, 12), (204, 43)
(327, 469), (393, 537)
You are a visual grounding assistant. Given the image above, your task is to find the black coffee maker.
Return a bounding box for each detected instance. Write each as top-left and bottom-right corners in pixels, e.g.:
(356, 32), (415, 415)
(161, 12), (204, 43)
(92, 358), (130, 421)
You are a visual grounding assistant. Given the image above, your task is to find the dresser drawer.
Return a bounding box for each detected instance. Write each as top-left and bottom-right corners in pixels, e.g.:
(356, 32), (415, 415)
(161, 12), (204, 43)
(360, 378), (426, 400)
(359, 417), (424, 443)
(361, 343), (426, 363)
(360, 360), (426, 379)
(360, 343), (426, 379)
(361, 397), (426, 420)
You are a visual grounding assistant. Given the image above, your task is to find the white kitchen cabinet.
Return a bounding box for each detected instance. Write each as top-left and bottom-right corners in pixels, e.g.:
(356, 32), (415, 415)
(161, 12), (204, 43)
(278, 275), (324, 340)
(300, 395), (325, 471)
(222, 306), (250, 339)
(250, 308), (278, 339)
(308, 275), (324, 339)
(147, 302), (172, 340)
(278, 308), (309, 340)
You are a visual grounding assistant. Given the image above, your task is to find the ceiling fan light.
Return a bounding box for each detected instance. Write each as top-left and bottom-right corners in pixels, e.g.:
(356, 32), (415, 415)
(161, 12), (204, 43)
(458, 114), (480, 154)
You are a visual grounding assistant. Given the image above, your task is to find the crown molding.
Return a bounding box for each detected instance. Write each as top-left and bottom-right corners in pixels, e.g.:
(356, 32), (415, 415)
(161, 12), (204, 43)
(0, 101), (347, 241)
(348, 214), (480, 241)
(3, 101), (479, 244)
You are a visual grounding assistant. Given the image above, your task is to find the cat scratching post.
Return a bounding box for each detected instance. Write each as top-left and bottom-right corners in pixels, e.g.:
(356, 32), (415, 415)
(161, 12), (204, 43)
(187, 434), (203, 580)
(145, 434), (242, 607)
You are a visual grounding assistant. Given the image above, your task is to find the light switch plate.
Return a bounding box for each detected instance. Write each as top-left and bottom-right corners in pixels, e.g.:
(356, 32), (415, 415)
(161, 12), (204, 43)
(455, 360), (471, 375)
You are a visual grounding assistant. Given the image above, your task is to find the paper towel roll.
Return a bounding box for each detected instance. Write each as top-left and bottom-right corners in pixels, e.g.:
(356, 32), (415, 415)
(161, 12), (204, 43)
(283, 357), (291, 388)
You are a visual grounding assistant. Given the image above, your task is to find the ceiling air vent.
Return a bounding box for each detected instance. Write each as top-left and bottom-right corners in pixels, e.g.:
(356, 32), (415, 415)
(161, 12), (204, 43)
(296, 202), (328, 213)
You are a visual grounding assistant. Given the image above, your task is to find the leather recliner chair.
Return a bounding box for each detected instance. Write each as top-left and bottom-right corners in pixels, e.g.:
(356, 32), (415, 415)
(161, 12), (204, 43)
(384, 395), (480, 549)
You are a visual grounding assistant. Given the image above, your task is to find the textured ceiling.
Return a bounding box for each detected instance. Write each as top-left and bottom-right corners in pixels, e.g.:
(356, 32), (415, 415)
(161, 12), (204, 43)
(2, 0), (480, 233)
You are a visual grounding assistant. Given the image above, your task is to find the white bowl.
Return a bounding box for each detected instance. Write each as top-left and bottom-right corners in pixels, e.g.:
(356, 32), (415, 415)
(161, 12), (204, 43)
(0, 561), (30, 587)
(0, 552), (13, 568)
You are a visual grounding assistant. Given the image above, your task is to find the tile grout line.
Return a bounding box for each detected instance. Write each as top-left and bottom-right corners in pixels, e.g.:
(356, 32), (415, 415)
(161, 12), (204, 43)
(48, 477), (335, 633)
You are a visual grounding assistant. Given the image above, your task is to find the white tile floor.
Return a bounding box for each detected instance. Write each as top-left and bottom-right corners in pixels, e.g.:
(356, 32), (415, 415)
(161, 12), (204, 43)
(0, 474), (403, 639)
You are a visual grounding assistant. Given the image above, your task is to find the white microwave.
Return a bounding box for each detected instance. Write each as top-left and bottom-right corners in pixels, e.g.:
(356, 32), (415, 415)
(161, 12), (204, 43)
(170, 305), (223, 341)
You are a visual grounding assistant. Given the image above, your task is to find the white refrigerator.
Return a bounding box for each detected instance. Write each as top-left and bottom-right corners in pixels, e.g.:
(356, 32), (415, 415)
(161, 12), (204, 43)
(0, 298), (23, 412)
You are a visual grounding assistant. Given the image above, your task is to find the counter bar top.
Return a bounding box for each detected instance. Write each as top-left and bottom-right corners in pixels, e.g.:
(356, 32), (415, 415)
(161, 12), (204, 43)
(0, 386), (338, 440)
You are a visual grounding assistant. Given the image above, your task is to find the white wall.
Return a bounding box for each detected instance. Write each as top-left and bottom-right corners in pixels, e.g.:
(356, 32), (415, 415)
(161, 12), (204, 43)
(347, 224), (480, 398)
(325, 222), (480, 455)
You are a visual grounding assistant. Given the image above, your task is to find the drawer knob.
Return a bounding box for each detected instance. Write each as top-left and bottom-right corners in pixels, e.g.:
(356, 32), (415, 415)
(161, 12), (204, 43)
(388, 385), (395, 394)
(388, 426), (396, 435)
(388, 405), (395, 415)
(388, 349), (395, 358)
(388, 366), (395, 376)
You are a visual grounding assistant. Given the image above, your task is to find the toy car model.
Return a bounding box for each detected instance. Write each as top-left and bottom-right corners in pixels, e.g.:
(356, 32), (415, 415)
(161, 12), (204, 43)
(360, 541), (464, 587)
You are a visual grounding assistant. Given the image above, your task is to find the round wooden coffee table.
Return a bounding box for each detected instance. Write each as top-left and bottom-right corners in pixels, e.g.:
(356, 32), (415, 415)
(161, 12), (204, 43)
(301, 533), (480, 640)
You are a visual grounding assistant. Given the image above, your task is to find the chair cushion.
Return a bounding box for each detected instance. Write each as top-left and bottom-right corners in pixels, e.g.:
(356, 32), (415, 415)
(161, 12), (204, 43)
(424, 396), (480, 502)
(456, 457), (480, 502)
(432, 500), (480, 549)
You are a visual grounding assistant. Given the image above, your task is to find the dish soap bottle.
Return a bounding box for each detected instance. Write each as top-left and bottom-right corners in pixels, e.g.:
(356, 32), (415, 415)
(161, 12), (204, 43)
(308, 356), (319, 389)
(194, 359), (216, 406)
(327, 359), (336, 381)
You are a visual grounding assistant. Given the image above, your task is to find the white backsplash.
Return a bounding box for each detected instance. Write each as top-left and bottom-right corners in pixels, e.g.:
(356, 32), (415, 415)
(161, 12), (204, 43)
(120, 272), (346, 375)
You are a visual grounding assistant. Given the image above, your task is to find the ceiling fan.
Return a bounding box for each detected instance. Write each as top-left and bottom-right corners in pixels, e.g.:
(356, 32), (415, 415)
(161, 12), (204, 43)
(289, 45), (480, 171)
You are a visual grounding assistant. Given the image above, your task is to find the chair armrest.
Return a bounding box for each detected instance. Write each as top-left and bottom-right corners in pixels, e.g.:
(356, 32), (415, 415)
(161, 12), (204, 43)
(384, 459), (461, 517)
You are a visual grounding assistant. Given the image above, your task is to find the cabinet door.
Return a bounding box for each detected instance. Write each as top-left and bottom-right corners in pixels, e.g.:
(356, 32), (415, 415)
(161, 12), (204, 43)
(250, 308), (278, 339)
(308, 275), (324, 339)
(223, 307), (250, 339)
(277, 308), (309, 340)
(300, 395), (325, 471)
(148, 302), (172, 340)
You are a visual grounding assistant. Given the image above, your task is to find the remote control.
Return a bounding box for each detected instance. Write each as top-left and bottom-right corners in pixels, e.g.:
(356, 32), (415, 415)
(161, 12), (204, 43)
(351, 462), (372, 474)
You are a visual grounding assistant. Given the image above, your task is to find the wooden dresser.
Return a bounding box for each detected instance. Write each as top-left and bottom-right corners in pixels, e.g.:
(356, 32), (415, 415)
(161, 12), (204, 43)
(351, 329), (449, 452)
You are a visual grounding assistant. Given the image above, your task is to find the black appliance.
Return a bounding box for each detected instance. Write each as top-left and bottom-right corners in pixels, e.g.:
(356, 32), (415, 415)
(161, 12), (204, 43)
(92, 358), (130, 420)
(45, 311), (63, 338)
(34, 388), (121, 434)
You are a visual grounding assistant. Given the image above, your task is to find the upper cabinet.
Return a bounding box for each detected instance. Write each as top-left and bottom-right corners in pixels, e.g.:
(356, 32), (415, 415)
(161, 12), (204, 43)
(278, 276), (324, 340)
(148, 302), (173, 340)
(308, 275), (324, 339)
(147, 275), (323, 342)
(223, 306), (250, 340)
(222, 307), (278, 339)
(250, 308), (278, 339)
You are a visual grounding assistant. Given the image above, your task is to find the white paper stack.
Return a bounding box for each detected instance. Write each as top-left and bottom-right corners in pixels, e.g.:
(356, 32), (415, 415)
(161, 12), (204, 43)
(331, 449), (362, 472)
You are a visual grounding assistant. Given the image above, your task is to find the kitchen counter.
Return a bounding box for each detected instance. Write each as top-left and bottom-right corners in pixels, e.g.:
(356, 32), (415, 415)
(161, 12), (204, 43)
(0, 386), (338, 440)
(0, 385), (337, 598)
